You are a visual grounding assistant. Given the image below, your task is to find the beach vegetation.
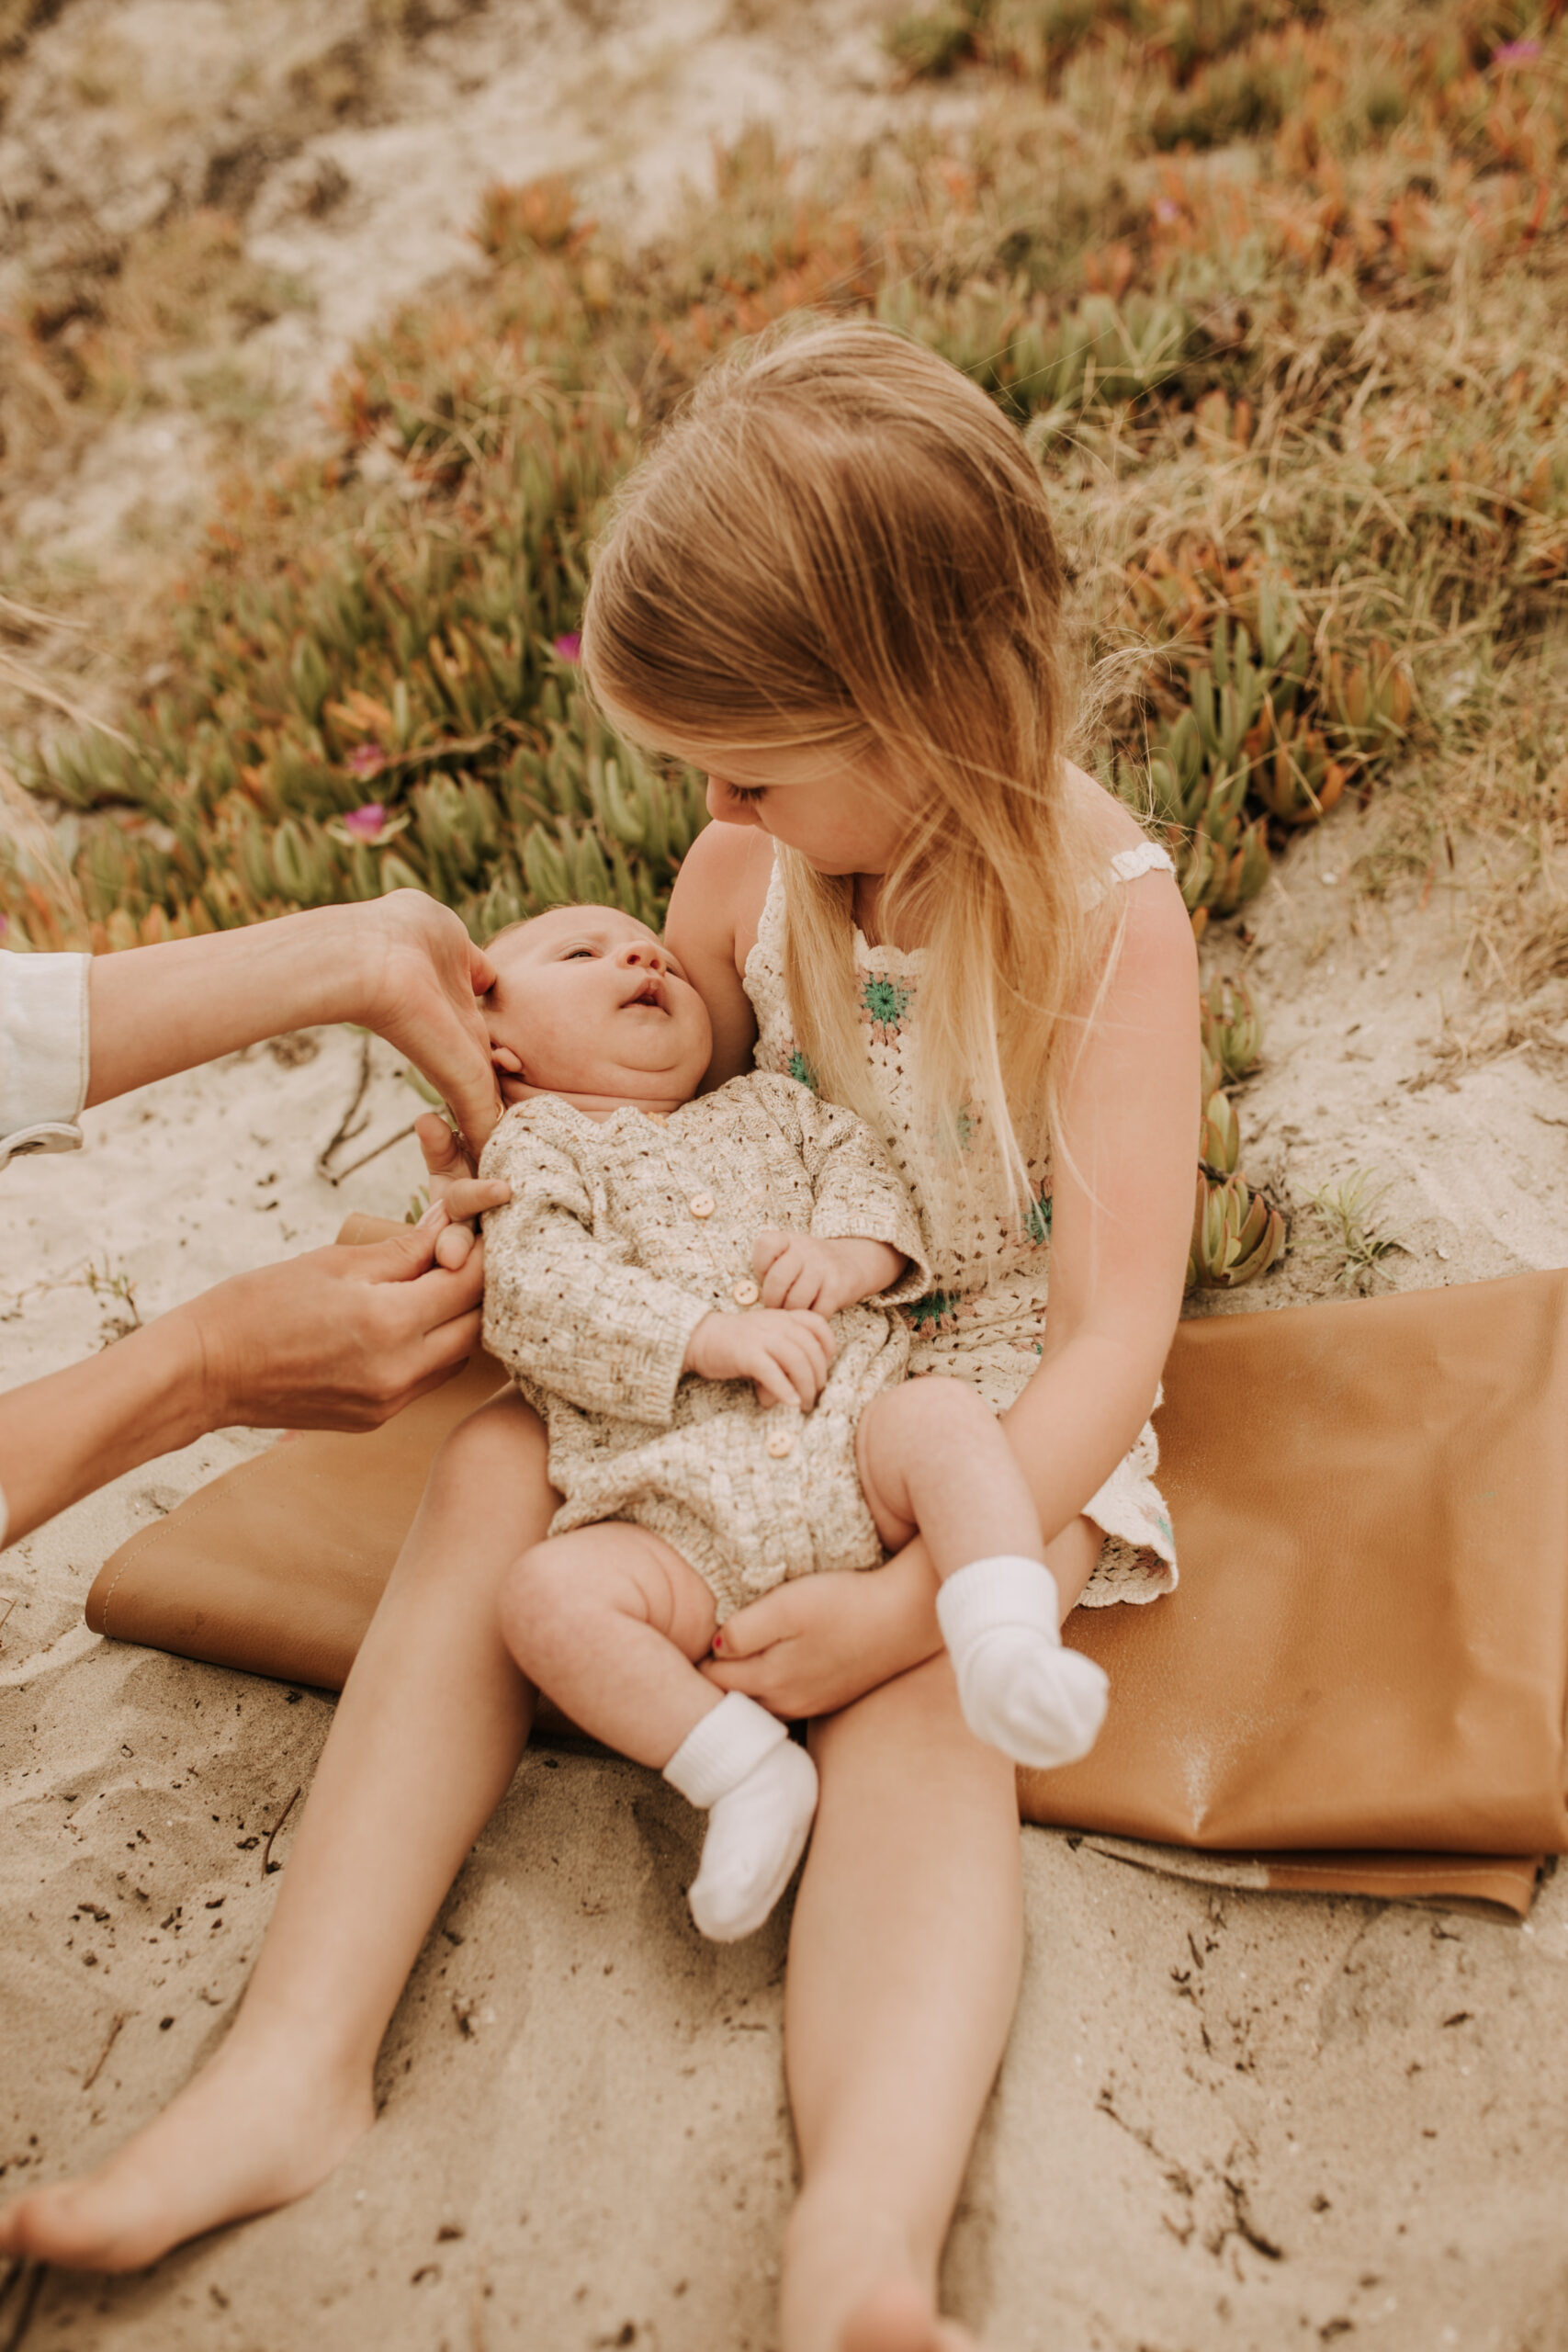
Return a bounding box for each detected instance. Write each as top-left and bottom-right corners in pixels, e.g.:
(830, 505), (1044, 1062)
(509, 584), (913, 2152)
(3, 0), (1564, 1293)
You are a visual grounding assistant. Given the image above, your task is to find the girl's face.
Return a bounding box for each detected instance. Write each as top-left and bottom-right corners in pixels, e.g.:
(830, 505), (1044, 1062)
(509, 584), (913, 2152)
(684, 742), (913, 877)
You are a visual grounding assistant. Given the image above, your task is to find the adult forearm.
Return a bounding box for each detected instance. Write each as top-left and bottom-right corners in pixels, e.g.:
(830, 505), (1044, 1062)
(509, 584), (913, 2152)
(84, 908), (370, 1106)
(0, 1313), (207, 1547)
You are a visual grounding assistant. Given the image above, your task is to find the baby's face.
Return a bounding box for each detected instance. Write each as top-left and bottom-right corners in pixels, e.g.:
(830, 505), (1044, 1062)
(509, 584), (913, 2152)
(484, 906), (712, 1106)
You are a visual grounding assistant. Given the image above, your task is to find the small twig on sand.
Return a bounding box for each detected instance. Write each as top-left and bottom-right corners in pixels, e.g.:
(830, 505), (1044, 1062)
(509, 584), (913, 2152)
(263, 1786), (302, 1875)
(0, 1598), (15, 1647)
(315, 1033), (375, 1183)
(324, 1119), (420, 1186)
(0, 2259), (46, 2352)
(82, 2012), (127, 2092)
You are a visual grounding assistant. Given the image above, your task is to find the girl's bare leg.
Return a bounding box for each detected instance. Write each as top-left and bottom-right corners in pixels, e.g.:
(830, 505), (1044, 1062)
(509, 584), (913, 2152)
(0, 1390), (550, 2274)
(784, 1512), (1101, 2352)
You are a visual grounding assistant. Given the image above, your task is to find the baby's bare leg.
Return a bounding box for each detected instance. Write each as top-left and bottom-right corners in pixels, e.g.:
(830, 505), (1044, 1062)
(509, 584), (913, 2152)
(502, 1522), (721, 1764)
(857, 1382), (1109, 1775)
(0, 1389), (550, 2274)
(502, 1528), (818, 1941)
(855, 1379), (1044, 1575)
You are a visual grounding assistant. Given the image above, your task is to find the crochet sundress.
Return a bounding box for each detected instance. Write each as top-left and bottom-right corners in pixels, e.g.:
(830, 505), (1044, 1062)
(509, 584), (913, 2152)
(742, 845), (1180, 1606)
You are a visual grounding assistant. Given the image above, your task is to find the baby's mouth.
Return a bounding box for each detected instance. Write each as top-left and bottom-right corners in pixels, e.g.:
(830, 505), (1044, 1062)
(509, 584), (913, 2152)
(620, 975), (667, 1012)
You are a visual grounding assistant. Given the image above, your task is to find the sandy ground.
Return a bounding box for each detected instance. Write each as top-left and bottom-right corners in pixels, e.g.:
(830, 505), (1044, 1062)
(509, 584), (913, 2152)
(5, 821), (1568, 2352)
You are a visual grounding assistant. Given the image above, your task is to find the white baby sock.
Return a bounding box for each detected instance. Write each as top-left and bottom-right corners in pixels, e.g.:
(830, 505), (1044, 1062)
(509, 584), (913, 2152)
(663, 1692), (819, 1943)
(935, 1555), (1110, 1770)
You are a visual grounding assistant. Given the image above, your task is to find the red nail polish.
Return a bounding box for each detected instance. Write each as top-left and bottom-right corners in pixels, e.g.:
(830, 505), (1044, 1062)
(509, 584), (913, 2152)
(712, 1632), (723, 1651)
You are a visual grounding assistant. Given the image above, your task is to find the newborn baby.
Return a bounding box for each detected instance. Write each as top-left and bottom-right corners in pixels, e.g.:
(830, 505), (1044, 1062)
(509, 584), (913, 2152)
(477, 905), (1109, 1940)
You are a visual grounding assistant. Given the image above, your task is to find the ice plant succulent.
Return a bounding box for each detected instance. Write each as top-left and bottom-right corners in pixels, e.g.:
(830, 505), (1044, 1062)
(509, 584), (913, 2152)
(326, 803), (410, 849)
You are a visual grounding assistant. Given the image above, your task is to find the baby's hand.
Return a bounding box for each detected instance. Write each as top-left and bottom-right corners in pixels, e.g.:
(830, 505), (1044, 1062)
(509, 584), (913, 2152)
(416, 1114), (512, 1268)
(752, 1230), (907, 1318)
(685, 1307), (836, 1409)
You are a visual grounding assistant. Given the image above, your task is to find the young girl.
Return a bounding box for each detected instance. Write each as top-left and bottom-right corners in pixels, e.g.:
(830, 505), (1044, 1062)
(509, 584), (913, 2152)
(0, 321), (1198, 2352)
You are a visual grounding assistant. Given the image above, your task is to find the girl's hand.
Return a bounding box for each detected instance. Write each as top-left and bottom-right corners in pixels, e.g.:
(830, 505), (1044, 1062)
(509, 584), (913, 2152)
(415, 1114), (511, 1269)
(685, 1307), (835, 1408)
(752, 1230), (905, 1317)
(702, 1546), (944, 1719)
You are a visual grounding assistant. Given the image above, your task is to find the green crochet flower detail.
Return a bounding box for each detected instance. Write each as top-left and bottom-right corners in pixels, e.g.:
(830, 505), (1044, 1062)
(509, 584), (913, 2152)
(787, 1048), (818, 1091)
(861, 974), (912, 1040)
(905, 1288), (962, 1336)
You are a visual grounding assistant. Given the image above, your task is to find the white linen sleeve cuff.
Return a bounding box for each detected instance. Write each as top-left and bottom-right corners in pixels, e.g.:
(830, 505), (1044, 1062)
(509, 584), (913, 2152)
(0, 949), (91, 1172)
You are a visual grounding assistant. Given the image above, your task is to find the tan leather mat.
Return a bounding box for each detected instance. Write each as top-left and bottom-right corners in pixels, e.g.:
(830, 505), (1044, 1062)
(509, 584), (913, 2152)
(87, 1219), (1568, 1916)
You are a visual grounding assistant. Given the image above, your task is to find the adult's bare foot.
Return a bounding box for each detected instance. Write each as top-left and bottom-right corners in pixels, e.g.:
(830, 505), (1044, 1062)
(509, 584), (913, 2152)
(0, 2038), (372, 2273)
(840, 2281), (978, 2352)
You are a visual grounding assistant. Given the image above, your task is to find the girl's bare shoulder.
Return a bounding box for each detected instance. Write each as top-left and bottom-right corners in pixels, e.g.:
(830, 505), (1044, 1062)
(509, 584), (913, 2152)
(665, 821), (774, 1087)
(1065, 757), (1194, 995)
(665, 820), (775, 974)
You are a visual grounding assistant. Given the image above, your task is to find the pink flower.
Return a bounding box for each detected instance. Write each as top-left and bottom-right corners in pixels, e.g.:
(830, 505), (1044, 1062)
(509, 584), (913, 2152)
(345, 742), (387, 779)
(551, 632), (582, 663)
(1155, 197), (1181, 224)
(342, 802), (388, 839)
(1492, 37), (1541, 62)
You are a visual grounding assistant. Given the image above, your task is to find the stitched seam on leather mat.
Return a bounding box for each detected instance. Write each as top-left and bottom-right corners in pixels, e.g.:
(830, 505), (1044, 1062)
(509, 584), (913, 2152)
(94, 1456), (274, 1636)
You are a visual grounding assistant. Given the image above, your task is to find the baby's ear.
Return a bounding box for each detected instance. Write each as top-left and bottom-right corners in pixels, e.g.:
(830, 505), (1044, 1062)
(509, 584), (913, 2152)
(491, 1044), (525, 1075)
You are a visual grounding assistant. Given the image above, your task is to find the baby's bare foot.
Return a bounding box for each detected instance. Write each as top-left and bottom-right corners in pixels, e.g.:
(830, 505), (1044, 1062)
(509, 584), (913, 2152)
(0, 2039), (372, 2273)
(840, 2281), (978, 2352)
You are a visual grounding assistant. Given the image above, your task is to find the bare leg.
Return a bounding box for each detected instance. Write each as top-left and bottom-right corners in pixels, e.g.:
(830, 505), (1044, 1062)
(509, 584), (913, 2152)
(0, 1391), (551, 2273)
(781, 1657), (1021, 2352)
(855, 1382), (1045, 1573)
(501, 1523), (720, 1765)
(856, 1382), (1103, 1618)
(782, 1392), (1105, 2352)
(502, 1529), (818, 1941)
(857, 1380), (1110, 1773)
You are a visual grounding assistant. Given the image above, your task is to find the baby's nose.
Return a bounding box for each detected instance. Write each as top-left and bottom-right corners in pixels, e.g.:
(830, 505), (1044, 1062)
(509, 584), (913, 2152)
(616, 938), (666, 972)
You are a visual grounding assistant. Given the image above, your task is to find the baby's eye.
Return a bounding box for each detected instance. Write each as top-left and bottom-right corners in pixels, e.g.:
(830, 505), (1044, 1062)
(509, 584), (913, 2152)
(726, 784), (767, 805)
(561, 946), (596, 960)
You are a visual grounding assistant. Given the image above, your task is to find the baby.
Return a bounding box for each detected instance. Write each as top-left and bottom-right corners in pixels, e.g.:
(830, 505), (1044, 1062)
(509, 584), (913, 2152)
(477, 905), (1110, 1940)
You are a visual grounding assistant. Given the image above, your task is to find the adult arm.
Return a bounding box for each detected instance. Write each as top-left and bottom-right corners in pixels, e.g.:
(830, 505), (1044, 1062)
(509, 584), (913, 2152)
(0, 1207), (485, 1551)
(84, 892), (502, 1154)
(704, 867), (1201, 1719)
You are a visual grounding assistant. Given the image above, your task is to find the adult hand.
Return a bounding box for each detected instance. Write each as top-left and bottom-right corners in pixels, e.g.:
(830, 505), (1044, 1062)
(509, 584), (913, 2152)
(702, 1547), (944, 1719)
(178, 1206), (487, 1431)
(353, 893), (502, 1157)
(415, 1113), (511, 1271)
(0, 1207), (493, 1549)
(685, 1306), (834, 1409)
(83, 892), (504, 1154)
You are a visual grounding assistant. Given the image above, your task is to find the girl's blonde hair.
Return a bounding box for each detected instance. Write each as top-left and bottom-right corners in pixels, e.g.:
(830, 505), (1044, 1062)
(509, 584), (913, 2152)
(581, 318), (1119, 1250)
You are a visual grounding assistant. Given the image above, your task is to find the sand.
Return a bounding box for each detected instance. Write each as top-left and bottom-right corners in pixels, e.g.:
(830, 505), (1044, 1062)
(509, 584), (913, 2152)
(5, 820), (1568, 2352)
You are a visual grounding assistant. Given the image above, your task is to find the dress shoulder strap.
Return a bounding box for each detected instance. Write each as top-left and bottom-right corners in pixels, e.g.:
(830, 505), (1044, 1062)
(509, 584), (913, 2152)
(1108, 842), (1177, 885)
(1078, 840), (1177, 910)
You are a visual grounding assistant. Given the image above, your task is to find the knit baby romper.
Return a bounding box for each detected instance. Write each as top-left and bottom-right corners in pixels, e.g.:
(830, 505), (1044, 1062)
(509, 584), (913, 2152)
(479, 1071), (934, 1620)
